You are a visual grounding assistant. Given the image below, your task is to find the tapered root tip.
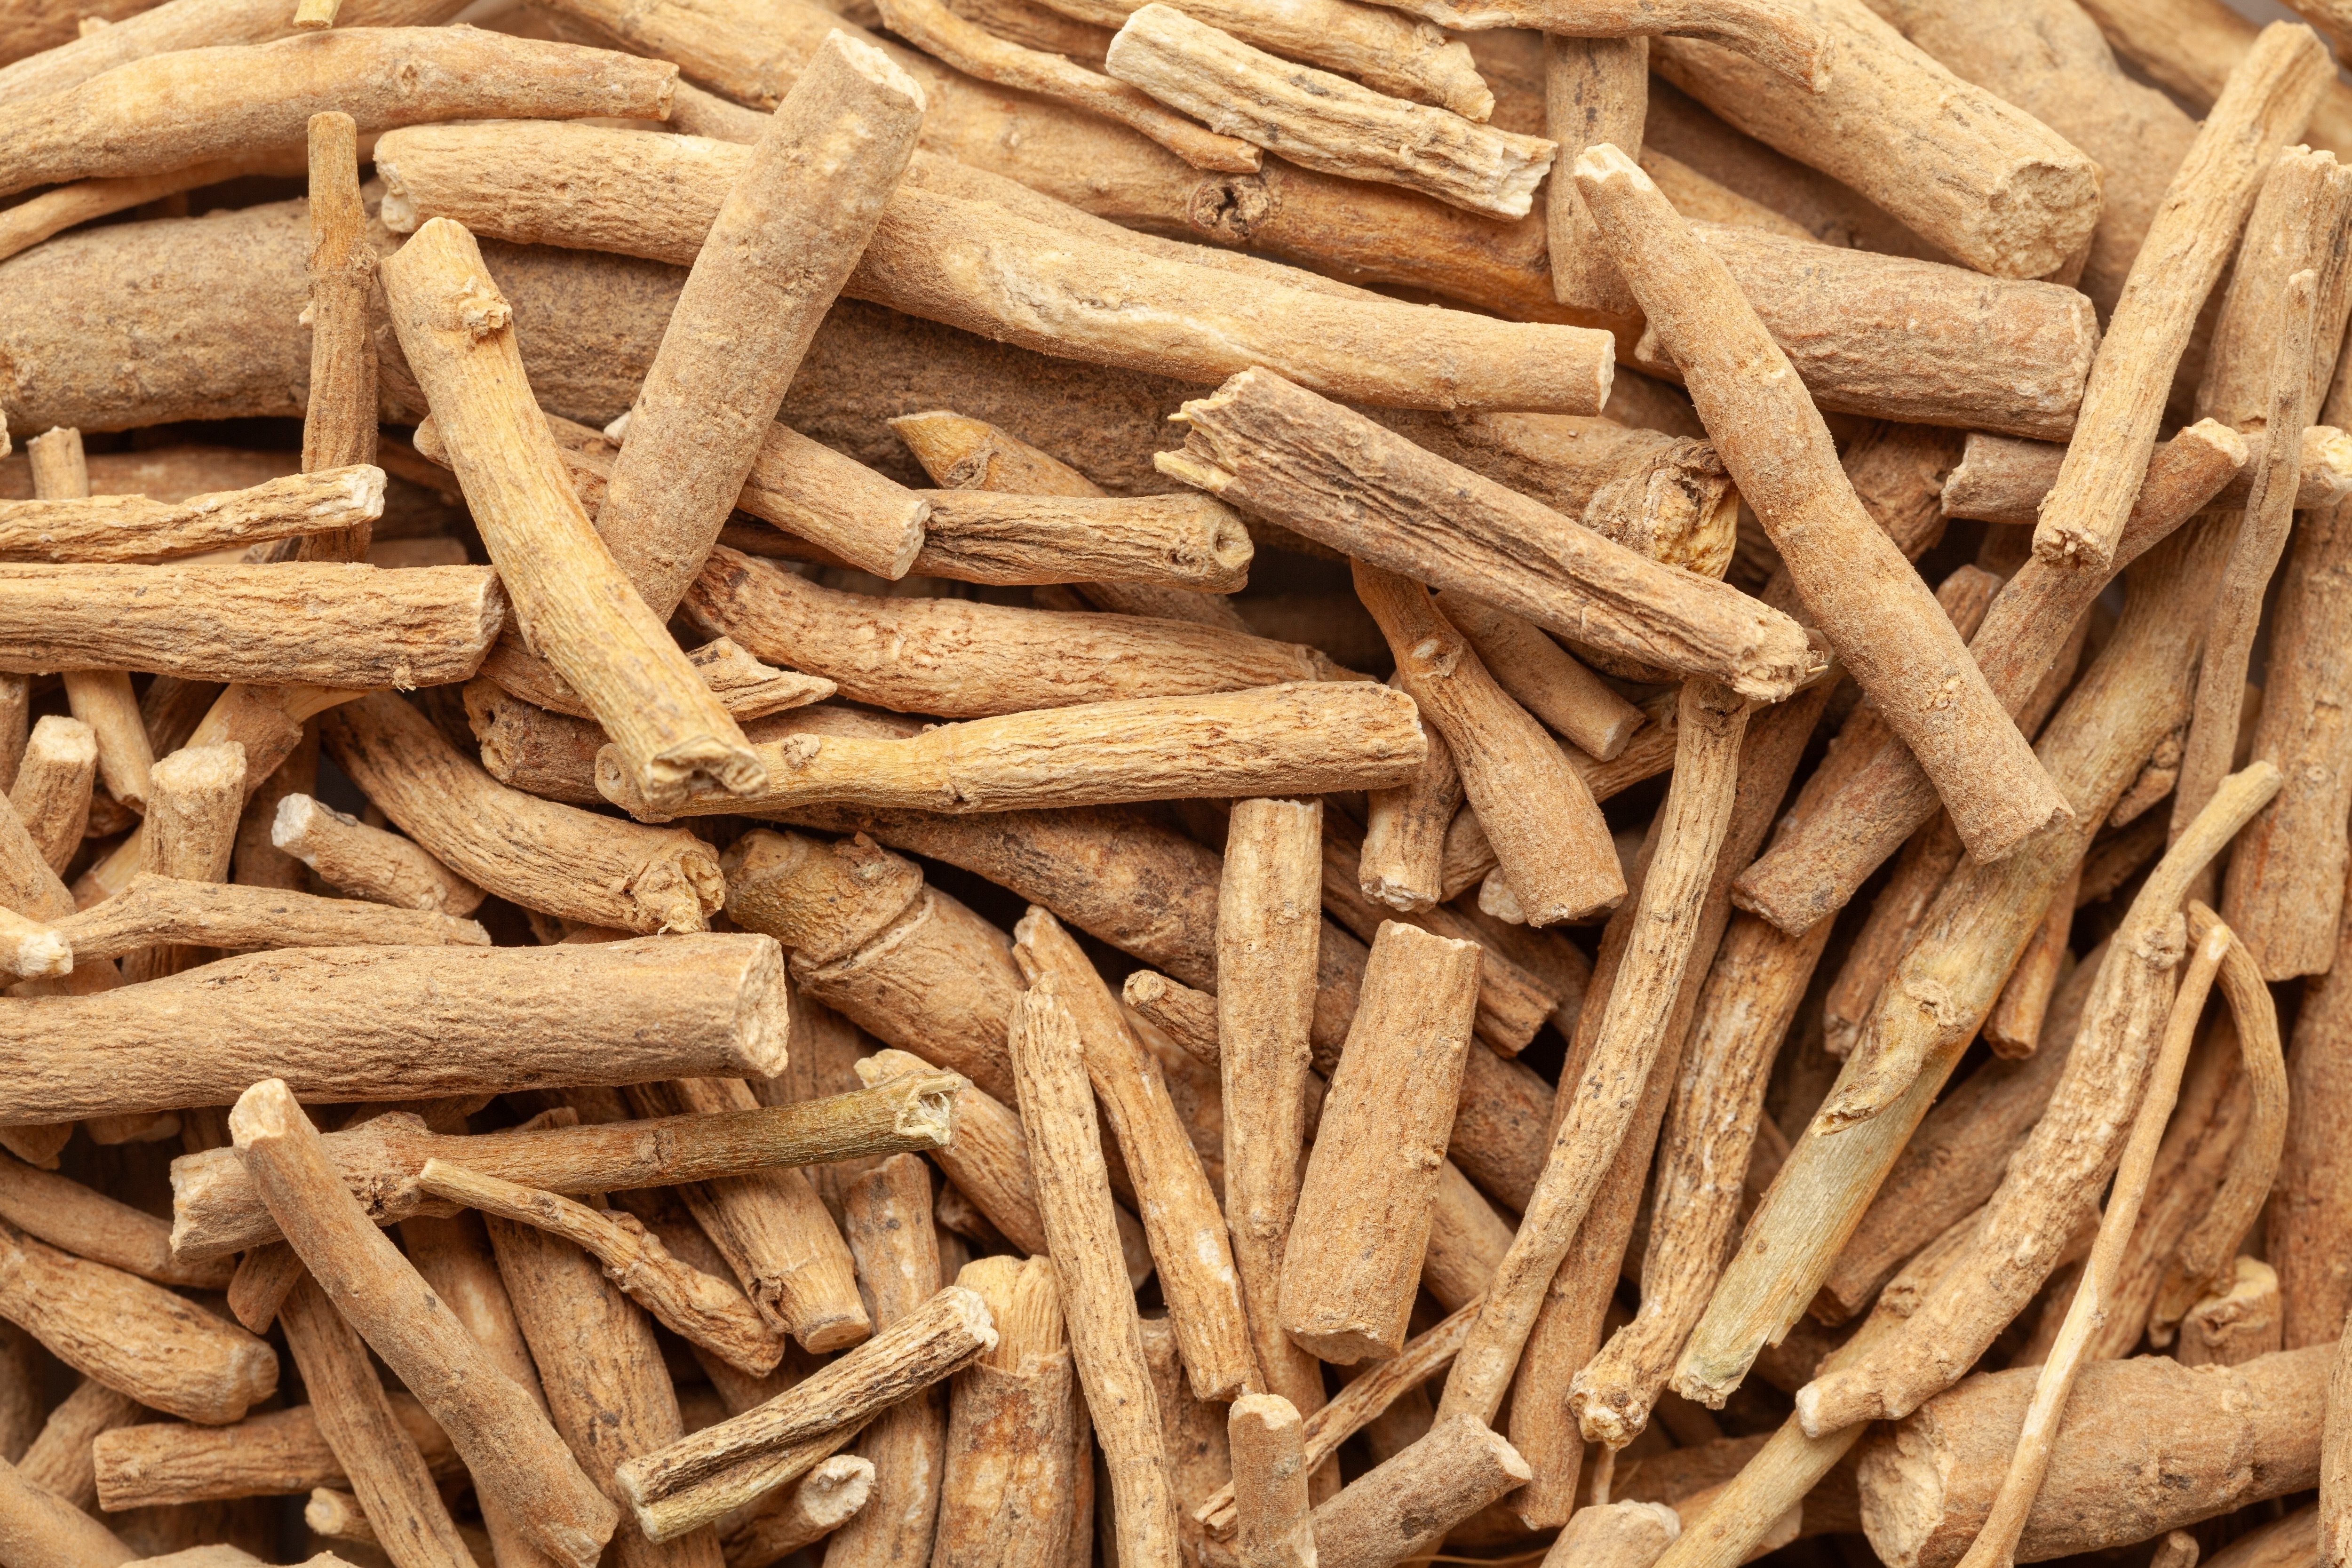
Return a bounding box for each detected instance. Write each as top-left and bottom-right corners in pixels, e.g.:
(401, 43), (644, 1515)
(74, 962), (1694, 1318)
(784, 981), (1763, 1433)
(227, 1078), (304, 1148)
(1470, 1419), (1534, 1484)
(1154, 448), (1233, 495)
(1572, 142), (1648, 190)
(886, 410), (990, 485)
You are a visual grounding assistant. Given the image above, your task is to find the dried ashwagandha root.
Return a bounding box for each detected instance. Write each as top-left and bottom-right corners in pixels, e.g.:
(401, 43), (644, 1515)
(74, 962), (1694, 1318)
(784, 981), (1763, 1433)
(1280, 921), (1481, 1363)
(721, 1452), (877, 1568)
(993, 983), (1179, 1565)
(1441, 677), (1750, 1428)
(379, 215), (763, 814)
(1101, 5), (1557, 220)
(269, 794), (485, 916)
(1651, 0), (2102, 279)
(48, 873), (489, 957)
(1795, 762), (2283, 1436)
(1941, 425), (2350, 523)
(721, 827), (1024, 1106)
(778, 797), (1560, 1210)
(1442, 597), (1646, 762)
(1374, 411), (1740, 583)
(0, 934), (790, 1125)
(822, 1154), (950, 1565)
(0, 1156), (229, 1292)
(1356, 565), (1621, 925)
(876, 0), (1262, 171)
(168, 1073), (957, 1261)
(1216, 798), (1329, 1435)
(0, 901), (68, 983)
(1310, 1414), (1533, 1568)
(93, 1396), (463, 1517)
(1813, 955), (2101, 1326)
(68, 682), (355, 909)
(1356, 696), (1462, 915)
(717, 478), (1258, 596)
(468, 620), (835, 726)
(1158, 370), (1817, 702)
(322, 690), (725, 935)
(231, 1078), (622, 1568)
(1853, 1343), (2330, 1568)
(1576, 143), (2070, 867)
(1026, 0), (1493, 117)
(303, 1481), (495, 1567)
(1227, 1393), (1318, 1568)
(613, 1284), (997, 1542)
(8, 713), (94, 877)
(0, 1216), (277, 1425)
(594, 681), (1429, 821)
(274, 1268), (483, 1568)
(1546, 34), (1652, 320)
(31, 435), (153, 826)
(0, 562), (503, 687)
(0, 0), (467, 107)
(521, 0), (1565, 322)
(0, 464), (383, 562)
(1858, 0), (2193, 315)
(890, 405), (1253, 629)
(1497, 681), (1830, 1524)
(1388, 0), (1830, 92)
(0, 26), (678, 199)
(21, 1377), (145, 1514)
(427, 401), (931, 589)
(1675, 511), (2236, 1407)
(1733, 419), (2243, 934)
(0, 1449), (147, 1566)
(593, 30), (926, 627)
(2031, 24), (2332, 568)
(1193, 1302), (1479, 1538)
(1944, 909), (2234, 1568)
(1102, 960), (1510, 1320)
(906, 492), (1255, 593)
(1617, 225), (2101, 442)
(1016, 907), (1258, 1404)
(685, 547), (1353, 719)
(620, 1075), (872, 1354)
(389, 1204), (555, 1568)
(415, 1158), (785, 1376)
(372, 122), (1615, 416)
